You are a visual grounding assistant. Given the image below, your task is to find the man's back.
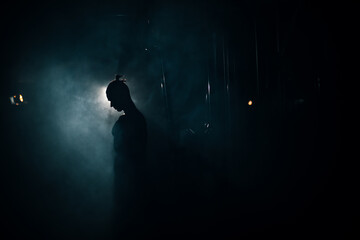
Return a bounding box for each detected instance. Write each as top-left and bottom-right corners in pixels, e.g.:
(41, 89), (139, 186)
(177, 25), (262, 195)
(112, 110), (147, 163)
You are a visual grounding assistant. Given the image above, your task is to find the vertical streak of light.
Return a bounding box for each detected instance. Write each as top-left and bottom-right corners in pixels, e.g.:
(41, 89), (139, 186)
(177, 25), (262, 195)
(223, 37), (231, 135)
(161, 57), (170, 124)
(207, 73), (211, 125)
(211, 33), (217, 127)
(222, 37), (231, 177)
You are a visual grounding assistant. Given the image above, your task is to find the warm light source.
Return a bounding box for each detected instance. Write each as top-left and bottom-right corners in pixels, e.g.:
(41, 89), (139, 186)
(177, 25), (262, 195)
(9, 93), (26, 105)
(248, 100), (253, 106)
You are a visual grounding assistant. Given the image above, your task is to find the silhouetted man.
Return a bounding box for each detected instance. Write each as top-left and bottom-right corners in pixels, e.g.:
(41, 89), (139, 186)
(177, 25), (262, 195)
(106, 74), (147, 237)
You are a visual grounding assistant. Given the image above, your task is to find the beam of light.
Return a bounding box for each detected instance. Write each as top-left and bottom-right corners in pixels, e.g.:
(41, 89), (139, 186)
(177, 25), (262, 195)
(248, 100), (253, 106)
(97, 86), (110, 109)
(19, 94), (24, 102)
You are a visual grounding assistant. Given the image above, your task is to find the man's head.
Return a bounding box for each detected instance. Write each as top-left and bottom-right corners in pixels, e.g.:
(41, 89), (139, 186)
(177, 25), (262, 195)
(106, 79), (131, 112)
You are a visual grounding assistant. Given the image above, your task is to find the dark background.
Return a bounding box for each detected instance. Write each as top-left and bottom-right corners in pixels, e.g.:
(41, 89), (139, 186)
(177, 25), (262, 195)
(1, 0), (342, 238)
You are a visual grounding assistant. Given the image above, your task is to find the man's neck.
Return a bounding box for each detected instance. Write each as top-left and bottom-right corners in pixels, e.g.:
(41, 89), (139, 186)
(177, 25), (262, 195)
(123, 101), (138, 116)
